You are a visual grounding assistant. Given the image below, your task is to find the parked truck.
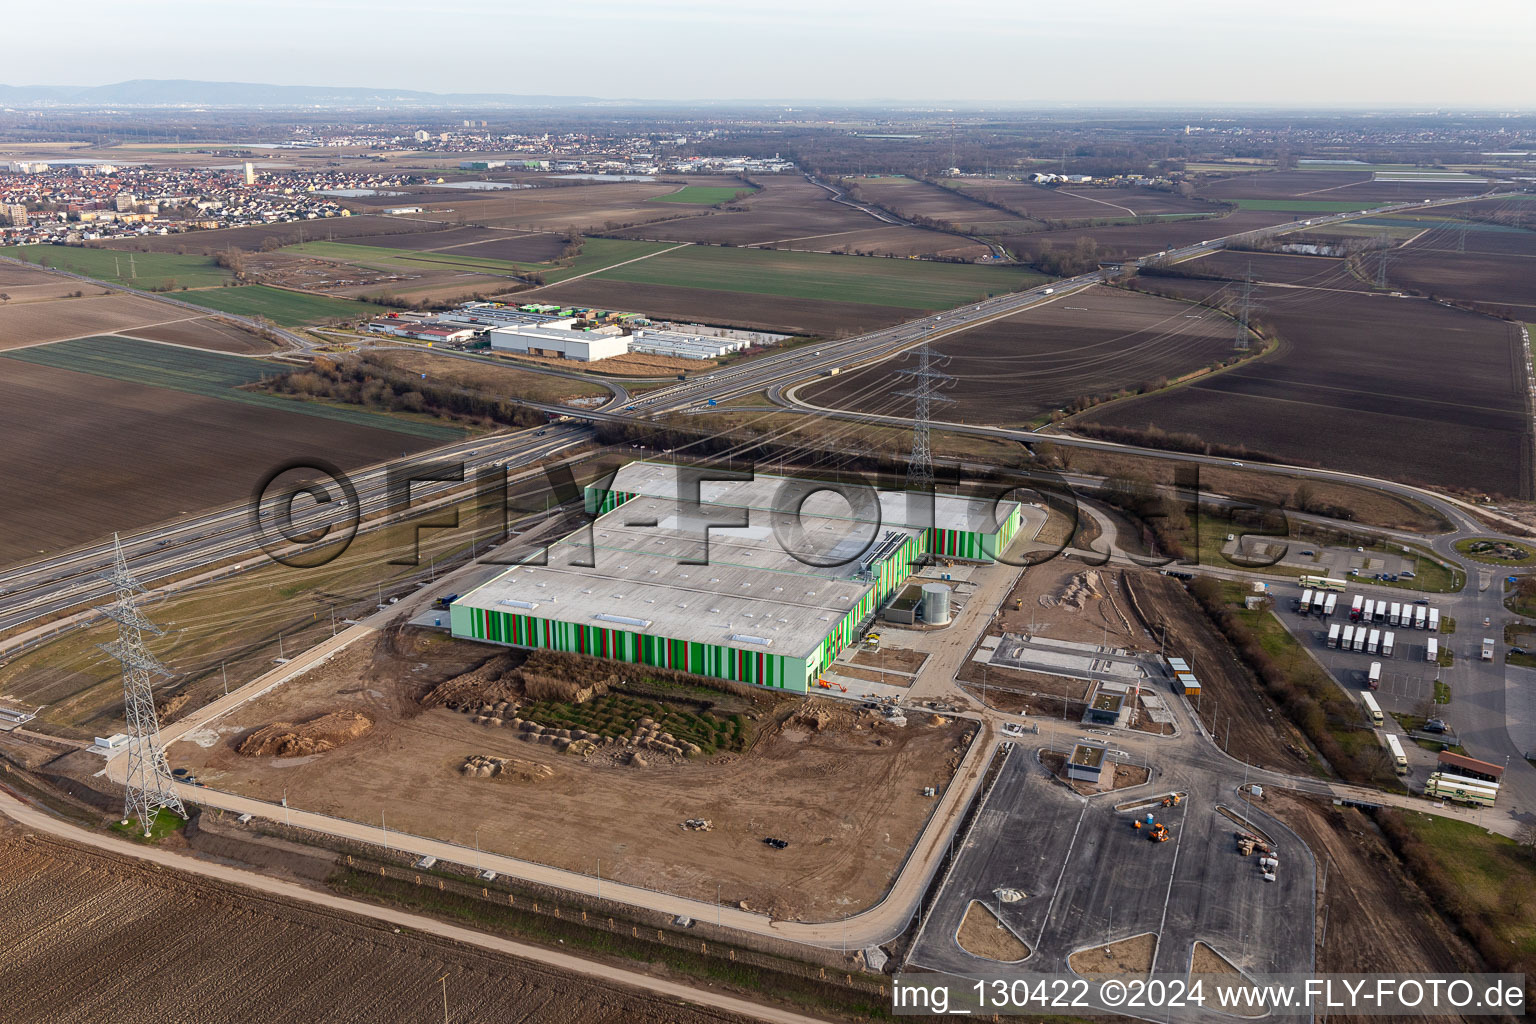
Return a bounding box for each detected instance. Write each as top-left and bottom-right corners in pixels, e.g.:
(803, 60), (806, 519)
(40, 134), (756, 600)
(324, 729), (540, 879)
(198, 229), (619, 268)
(1353, 628), (1367, 653)
(1389, 601), (1402, 627)
(1322, 592), (1337, 617)
(1414, 605), (1428, 630)
(1426, 637), (1439, 663)
(1363, 599), (1376, 624)
(1298, 589), (1315, 614)
(1350, 595), (1364, 621)
(1341, 625), (1356, 651)
(1428, 608), (1440, 632)
(1367, 628), (1381, 655)
(1361, 690), (1383, 726)
(1367, 661), (1382, 689)
(1327, 623), (1341, 648)
(1482, 638), (1496, 661)
(1382, 631), (1395, 659)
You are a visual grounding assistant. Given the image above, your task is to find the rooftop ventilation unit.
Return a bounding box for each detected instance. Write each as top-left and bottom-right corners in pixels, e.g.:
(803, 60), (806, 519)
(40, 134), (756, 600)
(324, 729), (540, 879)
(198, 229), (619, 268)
(729, 634), (772, 646)
(499, 599), (539, 610)
(594, 613), (652, 628)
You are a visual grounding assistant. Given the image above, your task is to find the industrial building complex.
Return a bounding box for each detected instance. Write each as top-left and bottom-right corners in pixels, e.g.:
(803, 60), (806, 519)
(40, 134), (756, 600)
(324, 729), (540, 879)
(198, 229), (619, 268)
(367, 302), (790, 361)
(450, 462), (1038, 692)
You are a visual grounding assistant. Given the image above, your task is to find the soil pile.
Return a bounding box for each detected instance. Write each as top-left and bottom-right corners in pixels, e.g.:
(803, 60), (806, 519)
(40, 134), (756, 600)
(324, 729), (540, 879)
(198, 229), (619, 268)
(237, 710), (373, 758)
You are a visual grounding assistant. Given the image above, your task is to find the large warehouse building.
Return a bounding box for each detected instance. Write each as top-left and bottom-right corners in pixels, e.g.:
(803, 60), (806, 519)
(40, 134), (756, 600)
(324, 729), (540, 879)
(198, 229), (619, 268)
(450, 462), (1037, 693)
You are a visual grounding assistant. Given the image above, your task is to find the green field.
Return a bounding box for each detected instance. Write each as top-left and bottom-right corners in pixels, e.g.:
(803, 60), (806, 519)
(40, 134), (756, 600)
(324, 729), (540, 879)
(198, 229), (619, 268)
(1398, 814), (1536, 963)
(285, 236), (676, 286)
(13, 244), (232, 289)
(1232, 199), (1379, 213)
(589, 245), (1048, 309)
(176, 285), (390, 326)
(285, 240), (533, 277)
(646, 185), (757, 205)
(1, 336), (461, 439)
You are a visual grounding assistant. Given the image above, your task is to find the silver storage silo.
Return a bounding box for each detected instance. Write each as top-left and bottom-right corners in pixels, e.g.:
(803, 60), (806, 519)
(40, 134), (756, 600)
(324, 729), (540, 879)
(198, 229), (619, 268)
(920, 582), (952, 626)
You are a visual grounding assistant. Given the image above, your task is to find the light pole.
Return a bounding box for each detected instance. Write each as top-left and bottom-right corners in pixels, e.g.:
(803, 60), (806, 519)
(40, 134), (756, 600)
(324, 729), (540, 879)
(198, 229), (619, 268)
(717, 882), (722, 927)
(474, 828), (480, 873)
(221, 661), (228, 696)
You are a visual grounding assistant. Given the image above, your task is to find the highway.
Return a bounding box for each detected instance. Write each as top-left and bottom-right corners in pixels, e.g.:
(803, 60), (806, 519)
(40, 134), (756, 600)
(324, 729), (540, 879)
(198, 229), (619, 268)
(0, 189), (1501, 646)
(0, 424), (590, 643)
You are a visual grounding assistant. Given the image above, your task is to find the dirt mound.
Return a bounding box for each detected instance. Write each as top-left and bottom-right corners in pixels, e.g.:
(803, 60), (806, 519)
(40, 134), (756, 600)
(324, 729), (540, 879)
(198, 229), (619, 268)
(1041, 570), (1104, 610)
(422, 650), (621, 711)
(237, 711), (372, 758)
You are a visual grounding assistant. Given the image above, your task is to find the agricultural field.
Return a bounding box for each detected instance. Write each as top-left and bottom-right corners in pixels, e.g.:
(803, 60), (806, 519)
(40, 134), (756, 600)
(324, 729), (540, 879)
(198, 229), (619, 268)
(0, 824), (752, 1024)
(1381, 218), (1536, 313)
(1229, 199), (1384, 213)
(572, 244), (1044, 310)
(168, 626), (975, 923)
(0, 336), (455, 563)
(1080, 276), (1533, 497)
(175, 284), (391, 326)
(0, 258), (110, 303)
(339, 179), (698, 232)
(944, 178), (1220, 223)
(1004, 209), (1299, 264)
(120, 317), (277, 354)
(615, 177), (989, 259)
(343, 225), (569, 263)
(1194, 169), (1485, 206)
(531, 276), (913, 337)
(845, 175), (1034, 234)
(11, 243), (233, 289)
(1172, 250), (1372, 290)
(801, 285), (1235, 426)
(0, 290), (264, 351)
(97, 213), (437, 253)
(646, 184), (757, 204)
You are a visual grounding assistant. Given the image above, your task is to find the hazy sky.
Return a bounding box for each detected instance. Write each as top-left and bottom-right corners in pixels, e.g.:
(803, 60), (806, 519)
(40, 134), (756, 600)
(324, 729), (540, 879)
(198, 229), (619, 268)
(8, 0), (1535, 107)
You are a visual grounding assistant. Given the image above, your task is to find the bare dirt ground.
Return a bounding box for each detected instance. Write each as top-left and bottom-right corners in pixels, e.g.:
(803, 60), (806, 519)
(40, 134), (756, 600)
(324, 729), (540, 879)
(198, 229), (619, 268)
(993, 560), (1147, 649)
(122, 316), (278, 354)
(0, 292), (220, 350)
(956, 900), (1031, 961)
(1069, 932), (1156, 975)
(0, 821), (759, 1024)
(0, 360), (443, 566)
(170, 627), (974, 922)
(850, 648), (928, 673)
(1123, 572), (1314, 773)
(1260, 791), (1481, 1023)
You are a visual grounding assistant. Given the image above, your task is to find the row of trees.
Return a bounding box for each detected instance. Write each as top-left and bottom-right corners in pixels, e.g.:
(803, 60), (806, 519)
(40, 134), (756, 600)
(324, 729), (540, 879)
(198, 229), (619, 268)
(262, 354), (546, 429)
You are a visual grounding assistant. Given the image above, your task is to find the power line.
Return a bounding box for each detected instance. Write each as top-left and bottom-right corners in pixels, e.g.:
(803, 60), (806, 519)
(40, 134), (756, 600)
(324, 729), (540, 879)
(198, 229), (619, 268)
(894, 323), (955, 499)
(98, 533), (186, 837)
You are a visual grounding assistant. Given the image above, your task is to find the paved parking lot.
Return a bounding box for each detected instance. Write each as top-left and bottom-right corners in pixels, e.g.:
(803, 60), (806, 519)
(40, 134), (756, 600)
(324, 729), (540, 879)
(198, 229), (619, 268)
(909, 745), (1314, 1021)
